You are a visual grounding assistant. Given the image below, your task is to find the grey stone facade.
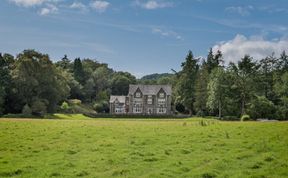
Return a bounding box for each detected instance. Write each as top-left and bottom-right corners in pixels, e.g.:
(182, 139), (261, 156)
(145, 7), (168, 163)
(109, 85), (172, 115)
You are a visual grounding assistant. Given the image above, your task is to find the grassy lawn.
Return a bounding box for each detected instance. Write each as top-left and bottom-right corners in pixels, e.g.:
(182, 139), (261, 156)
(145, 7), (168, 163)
(0, 117), (287, 178)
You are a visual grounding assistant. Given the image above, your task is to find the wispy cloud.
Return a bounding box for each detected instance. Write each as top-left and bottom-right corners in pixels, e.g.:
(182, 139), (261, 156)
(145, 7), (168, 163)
(38, 3), (58, 16)
(90, 0), (110, 13)
(152, 27), (182, 40)
(9, 0), (46, 7)
(225, 5), (254, 16)
(134, 0), (173, 10)
(212, 34), (288, 63)
(70, 2), (87, 12)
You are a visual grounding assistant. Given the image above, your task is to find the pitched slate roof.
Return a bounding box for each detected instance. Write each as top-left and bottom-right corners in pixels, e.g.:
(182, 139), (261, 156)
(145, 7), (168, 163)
(109, 95), (126, 103)
(128, 85), (172, 95)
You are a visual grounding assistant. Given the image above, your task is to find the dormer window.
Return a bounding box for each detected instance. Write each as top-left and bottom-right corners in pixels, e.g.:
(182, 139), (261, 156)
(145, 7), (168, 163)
(136, 92), (141, 98)
(159, 93), (165, 98)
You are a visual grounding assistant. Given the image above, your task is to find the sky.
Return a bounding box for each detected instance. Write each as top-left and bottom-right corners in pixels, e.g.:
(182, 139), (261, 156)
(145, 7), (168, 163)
(1, 0), (288, 78)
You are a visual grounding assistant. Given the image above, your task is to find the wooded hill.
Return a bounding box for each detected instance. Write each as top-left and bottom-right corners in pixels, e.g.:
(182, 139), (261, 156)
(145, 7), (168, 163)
(0, 49), (287, 120)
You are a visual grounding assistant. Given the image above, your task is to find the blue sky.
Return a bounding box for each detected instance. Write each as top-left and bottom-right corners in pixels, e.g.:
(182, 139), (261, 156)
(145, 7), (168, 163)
(1, 0), (288, 77)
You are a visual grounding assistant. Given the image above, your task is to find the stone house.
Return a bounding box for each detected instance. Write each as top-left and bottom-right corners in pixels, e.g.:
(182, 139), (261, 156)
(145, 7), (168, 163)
(109, 95), (128, 114)
(109, 85), (172, 115)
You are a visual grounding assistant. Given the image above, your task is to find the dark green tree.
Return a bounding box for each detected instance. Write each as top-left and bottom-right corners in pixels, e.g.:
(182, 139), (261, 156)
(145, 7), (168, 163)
(258, 53), (277, 101)
(12, 50), (70, 113)
(0, 53), (11, 115)
(194, 64), (209, 115)
(111, 72), (136, 95)
(230, 55), (259, 115)
(56, 55), (71, 70)
(274, 72), (288, 120)
(73, 58), (85, 85)
(206, 48), (223, 73)
(175, 50), (199, 115)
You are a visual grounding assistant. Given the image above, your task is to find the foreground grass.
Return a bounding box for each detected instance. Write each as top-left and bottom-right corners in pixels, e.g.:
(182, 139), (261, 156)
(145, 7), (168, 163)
(44, 114), (92, 120)
(0, 118), (287, 178)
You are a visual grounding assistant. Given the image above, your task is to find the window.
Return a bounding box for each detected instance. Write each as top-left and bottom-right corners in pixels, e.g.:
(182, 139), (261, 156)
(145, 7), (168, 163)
(147, 96), (153, 104)
(159, 93), (165, 98)
(158, 98), (166, 106)
(157, 107), (166, 114)
(136, 92), (141, 98)
(134, 101), (142, 107)
(134, 106), (142, 113)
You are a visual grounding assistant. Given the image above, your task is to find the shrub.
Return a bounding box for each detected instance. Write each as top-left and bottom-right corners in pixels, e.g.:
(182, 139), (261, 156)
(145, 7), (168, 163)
(175, 103), (186, 113)
(31, 99), (47, 117)
(248, 96), (276, 119)
(68, 99), (82, 105)
(60, 101), (70, 112)
(275, 106), (288, 120)
(22, 104), (32, 115)
(222, 116), (238, 121)
(196, 110), (205, 117)
(93, 101), (109, 113)
(241, 114), (250, 121)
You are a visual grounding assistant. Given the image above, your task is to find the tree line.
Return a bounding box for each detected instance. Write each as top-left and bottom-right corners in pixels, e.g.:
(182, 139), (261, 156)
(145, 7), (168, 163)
(0, 49), (287, 120)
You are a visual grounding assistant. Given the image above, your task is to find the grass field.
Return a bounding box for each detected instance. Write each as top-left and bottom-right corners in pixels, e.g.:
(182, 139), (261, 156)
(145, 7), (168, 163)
(0, 117), (288, 178)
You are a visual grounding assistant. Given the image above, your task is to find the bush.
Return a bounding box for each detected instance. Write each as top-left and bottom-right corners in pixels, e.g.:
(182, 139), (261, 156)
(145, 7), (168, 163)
(31, 100), (47, 117)
(22, 104), (32, 115)
(241, 114), (250, 121)
(175, 103), (185, 113)
(248, 96), (276, 119)
(222, 115), (238, 121)
(93, 101), (109, 113)
(196, 110), (206, 117)
(61, 101), (70, 110)
(68, 99), (82, 105)
(275, 106), (288, 120)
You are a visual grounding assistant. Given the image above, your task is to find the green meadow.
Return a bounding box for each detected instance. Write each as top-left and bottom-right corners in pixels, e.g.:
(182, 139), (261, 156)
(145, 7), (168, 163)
(0, 117), (288, 178)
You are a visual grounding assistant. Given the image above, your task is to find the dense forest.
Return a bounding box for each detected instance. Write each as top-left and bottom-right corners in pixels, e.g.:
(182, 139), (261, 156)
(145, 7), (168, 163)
(0, 49), (287, 120)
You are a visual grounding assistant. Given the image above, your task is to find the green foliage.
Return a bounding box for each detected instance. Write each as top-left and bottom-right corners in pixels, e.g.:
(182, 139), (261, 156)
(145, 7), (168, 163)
(1, 48), (288, 120)
(206, 67), (227, 117)
(275, 105), (288, 120)
(175, 50), (199, 115)
(12, 50), (70, 113)
(194, 66), (209, 114)
(206, 48), (223, 73)
(31, 99), (47, 116)
(248, 96), (276, 119)
(93, 101), (109, 113)
(230, 55), (259, 115)
(60, 101), (70, 111)
(22, 104), (32, 115)
(241, 114), (250, 121)
(0, 53), (12, 115)
(111, 72), (135, 95)
(73, 58), (85, 85)
(222, 115), (239, 121)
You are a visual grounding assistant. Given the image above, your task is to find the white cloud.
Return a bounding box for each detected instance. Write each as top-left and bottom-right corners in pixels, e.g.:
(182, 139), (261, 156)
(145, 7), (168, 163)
(225, 6), (254, 16)
(134, 0), (173, 10)
(212, 34), (288, 63)
(90, 1), (110, 13)
(70, 2), (87, 11)
(152, 28), (182, 40)
(9, 0), (45, 7)
(39, 4), (58, 15)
